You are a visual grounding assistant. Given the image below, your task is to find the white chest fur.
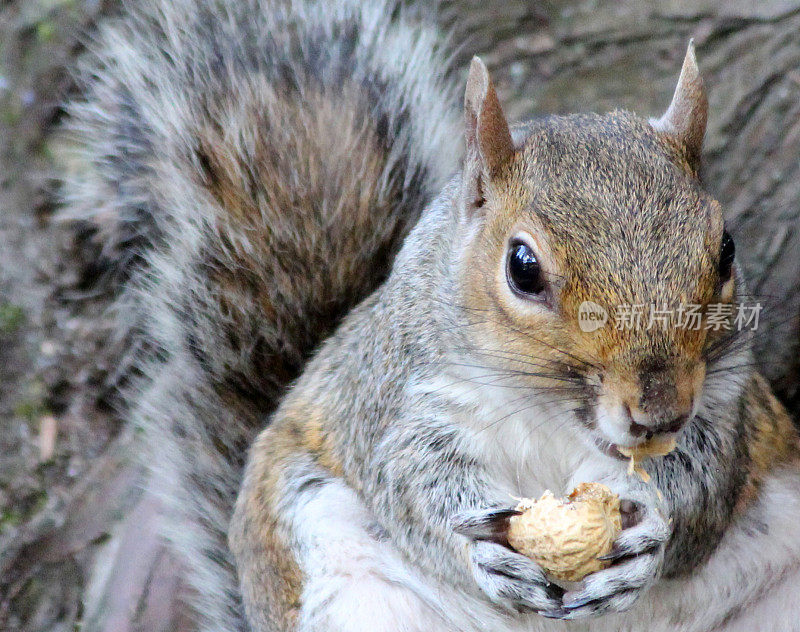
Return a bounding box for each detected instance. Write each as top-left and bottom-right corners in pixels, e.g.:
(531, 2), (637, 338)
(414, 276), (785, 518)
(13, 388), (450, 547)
(409, 365), (615, 498)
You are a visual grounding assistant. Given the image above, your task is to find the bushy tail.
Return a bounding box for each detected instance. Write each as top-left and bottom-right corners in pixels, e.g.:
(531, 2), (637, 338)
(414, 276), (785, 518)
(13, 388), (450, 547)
(61, 0), (460, 629)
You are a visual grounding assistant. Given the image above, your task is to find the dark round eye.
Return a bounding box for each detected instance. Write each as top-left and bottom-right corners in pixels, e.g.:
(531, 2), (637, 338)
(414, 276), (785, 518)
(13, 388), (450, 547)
(719, 230), (735, 283)
(507, 241), (546, 296)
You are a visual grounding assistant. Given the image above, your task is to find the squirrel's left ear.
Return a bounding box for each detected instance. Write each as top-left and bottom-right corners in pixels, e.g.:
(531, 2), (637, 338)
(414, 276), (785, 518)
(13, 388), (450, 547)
(463, 56), (514, 215)
(651, 41), (708, 173)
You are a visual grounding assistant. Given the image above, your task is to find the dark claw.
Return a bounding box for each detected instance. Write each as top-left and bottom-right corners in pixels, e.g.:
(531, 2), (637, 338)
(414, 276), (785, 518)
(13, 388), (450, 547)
(452, 508), (521, 543)
(564, 588), (639, 614)
(598, 537), (660, 562)
(597, 545), (623, 561)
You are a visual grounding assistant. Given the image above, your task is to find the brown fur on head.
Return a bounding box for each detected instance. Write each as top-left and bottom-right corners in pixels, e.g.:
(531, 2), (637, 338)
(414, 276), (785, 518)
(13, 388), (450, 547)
(459, 49), (735, 454)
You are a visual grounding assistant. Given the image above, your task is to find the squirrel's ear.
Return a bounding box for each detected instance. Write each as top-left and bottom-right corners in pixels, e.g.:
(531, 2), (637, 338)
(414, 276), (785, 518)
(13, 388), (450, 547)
(651, 41), (708, 172)
(463, 57), (514, 213)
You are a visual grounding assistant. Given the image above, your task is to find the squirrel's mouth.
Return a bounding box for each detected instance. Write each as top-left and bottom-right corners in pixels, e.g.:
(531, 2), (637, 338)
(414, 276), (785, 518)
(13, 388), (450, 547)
(593, 430), (683, 464)
(592, 436), (628, 461)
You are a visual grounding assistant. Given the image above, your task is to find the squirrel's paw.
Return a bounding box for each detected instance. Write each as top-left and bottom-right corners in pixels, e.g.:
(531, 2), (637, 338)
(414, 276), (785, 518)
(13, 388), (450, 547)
(468, 540), (564, 614)
(453, 508), (563, 613)
(555, 491), (669, 619)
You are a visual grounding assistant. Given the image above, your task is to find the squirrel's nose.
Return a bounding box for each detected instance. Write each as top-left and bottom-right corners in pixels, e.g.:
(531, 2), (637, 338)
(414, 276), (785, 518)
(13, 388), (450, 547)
(624, 404), (689, 438)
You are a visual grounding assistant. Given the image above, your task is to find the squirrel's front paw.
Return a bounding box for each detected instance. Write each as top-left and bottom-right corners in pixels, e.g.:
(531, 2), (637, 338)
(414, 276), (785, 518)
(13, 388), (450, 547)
(469, 540), (564, 613)
(554, 490), (670, 620)
(453, 508), (563, 613)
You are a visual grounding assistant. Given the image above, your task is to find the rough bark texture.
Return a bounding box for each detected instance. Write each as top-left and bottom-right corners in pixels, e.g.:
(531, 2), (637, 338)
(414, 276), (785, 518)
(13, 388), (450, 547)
(1, 1), (798, 630)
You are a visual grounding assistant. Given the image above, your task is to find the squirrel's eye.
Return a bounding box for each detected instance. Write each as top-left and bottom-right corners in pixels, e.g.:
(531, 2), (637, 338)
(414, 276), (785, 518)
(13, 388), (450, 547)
(719, 230), (735, 283)
(507, 241), (545, 296)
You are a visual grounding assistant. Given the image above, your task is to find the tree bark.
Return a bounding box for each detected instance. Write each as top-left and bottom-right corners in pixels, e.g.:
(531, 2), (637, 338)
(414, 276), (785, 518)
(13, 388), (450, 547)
(443, 0), (800, 410)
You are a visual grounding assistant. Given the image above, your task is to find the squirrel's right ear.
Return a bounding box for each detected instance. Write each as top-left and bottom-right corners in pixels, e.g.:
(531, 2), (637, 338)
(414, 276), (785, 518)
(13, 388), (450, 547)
(651, 41), (708, 174)
(463, 57), (514, 215)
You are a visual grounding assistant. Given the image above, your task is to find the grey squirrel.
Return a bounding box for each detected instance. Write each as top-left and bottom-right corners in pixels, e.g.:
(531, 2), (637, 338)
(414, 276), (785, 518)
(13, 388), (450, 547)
(62, 0), (800, 631)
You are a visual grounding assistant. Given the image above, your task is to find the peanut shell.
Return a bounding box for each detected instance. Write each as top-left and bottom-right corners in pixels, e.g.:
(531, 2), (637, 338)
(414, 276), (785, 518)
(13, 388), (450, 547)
(618, 435), (677, 481)
(507, 482), (622, 582)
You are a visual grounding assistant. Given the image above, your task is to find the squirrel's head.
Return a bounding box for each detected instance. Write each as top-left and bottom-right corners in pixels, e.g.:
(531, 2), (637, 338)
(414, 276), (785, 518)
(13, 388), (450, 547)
(456, 46), (739, 457)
